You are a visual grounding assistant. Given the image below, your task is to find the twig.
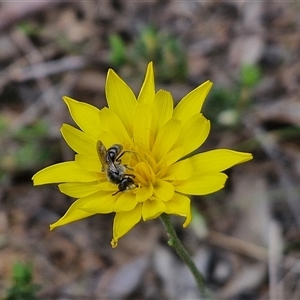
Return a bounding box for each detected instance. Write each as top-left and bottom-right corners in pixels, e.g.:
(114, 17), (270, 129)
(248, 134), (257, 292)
(268, 220), (284, 300)
(8, 29), (79, 131)
(208, 230), (268, 262)
(244, 114), (300, 230)
(10, 56), (86, 82)
(0, 1), (67, 32)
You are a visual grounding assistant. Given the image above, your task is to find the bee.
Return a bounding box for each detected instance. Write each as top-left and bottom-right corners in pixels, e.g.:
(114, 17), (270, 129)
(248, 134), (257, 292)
(97, 141), (136, 195)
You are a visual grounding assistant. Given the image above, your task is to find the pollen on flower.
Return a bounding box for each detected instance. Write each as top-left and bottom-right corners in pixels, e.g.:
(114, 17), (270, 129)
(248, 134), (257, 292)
(119, 142), (161, 191)
(134, 162), (155, 186)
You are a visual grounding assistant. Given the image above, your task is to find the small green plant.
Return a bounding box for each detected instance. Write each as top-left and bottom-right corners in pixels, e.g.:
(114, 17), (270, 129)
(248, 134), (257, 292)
(17, 22), (40, 37)
(108, 26), (187, 81)
(204, 63), (262, 128)
(4, 262), (40, 300)
(240, 64), (261, 88)
(109, 34), (126, 67)
(0, 119), (53, 183)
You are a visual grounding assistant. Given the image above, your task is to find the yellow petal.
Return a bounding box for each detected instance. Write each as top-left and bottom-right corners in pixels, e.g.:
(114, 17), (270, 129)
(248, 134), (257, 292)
(111, 204), (142, 248)
(97, 130), (119, 150)
(164, 146), (184, 166)
(58, 182), (103, 198)
(136, 183), (153, 202)
(191, 149), (253, 173)
(153, 179), (174, 202)
(138, 62), (155, 105)
(75, 154), (101, 172)
(165, 193), (191, 227)
(174, 173), (228, 195)
(78, 191), (117, 213)
(61, 124), (97, 155)
(63, 96), (101, 138)
(105, 69), (137, 134)
(50, 197), (96, 230)
(114, 192), (138, 212)
(142, 199), (166, 221)
(151, 90), (173, 137)
(133, 103), (152, 149)
(173, 80), (213, 124)
(97, 181), (118, 192)
(163, 158), (193, 181)
(98, 108), (132, 145)
(152, 118), (181, 161)
(175, 114), (210, 157)
(32, 162), (97, 185)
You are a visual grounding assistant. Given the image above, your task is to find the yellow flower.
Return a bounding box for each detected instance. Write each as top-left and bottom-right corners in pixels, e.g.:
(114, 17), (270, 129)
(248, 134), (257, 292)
(32, 62), (252, 247)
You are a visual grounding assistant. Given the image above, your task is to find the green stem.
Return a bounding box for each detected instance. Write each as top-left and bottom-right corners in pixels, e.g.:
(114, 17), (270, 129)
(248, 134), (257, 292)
(160, 213), (214, 299)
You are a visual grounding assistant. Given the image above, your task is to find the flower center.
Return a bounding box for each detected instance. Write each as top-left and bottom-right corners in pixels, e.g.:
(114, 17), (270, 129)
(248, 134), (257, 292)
(134, 161), (155, 186)
(123, 143), (161, 190)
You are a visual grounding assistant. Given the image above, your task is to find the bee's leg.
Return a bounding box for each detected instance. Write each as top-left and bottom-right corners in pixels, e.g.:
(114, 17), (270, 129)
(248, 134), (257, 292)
(115, 152), (125, 163)
(125, 173), (135, 178)
(115, 151), (127, 163)
(124, 165), (134, 170)
(116, 150), (136, 164)
(112, 190), (121, 196)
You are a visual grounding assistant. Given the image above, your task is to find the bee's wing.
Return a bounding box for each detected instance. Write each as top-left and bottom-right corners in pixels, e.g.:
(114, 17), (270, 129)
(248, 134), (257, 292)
(96, 140), (107, 171)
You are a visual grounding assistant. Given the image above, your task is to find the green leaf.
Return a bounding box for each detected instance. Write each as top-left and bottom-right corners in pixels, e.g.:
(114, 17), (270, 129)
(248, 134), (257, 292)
(109, 34), (126, 67)
(241, 64), (261, 87)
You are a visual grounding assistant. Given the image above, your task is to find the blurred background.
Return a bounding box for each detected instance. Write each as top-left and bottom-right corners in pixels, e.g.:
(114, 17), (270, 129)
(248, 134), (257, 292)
(1, 1), (300, 299)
